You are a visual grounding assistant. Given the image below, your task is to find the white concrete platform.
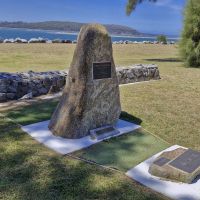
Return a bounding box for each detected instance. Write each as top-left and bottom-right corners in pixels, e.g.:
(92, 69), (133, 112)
(22, 119), (140, 155)
(126, 145), (200, 200)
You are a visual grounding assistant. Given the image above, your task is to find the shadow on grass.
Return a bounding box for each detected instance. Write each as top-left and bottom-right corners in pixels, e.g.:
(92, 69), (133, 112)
(4, 99), (59, 125)
(4, 101), (143, 127)
(0, 115), (17, 130)
(120, 111), (142, 125)
(145, 58), (182, 63)
(0, 127), (165, 200)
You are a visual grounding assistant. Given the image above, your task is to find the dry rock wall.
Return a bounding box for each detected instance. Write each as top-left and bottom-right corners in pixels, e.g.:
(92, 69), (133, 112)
(0, 64), (160, 102)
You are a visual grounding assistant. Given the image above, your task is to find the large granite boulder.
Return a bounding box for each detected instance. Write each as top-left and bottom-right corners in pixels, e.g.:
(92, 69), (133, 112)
(48, 24), (121, 139)
(149, 148), (200, 183)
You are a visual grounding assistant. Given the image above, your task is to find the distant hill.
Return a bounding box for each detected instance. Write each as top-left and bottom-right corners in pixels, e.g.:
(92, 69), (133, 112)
(0, 21), (154, 37)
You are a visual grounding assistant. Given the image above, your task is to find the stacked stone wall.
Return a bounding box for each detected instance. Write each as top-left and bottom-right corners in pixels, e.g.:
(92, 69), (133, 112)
(0, 64), (160, 102)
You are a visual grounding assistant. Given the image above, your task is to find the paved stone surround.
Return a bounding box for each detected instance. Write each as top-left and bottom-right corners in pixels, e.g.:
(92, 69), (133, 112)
(22, 119), (141, 154)
(0, 64), (160, 102)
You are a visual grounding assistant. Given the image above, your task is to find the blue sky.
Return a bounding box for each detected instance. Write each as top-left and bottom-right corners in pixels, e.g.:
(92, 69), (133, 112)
(0, 0), (186, 36)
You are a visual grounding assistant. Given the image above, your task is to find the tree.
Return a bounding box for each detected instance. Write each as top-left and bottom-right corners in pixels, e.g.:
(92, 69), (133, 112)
(180, 0), (200, 67)
(126, 0), (157, 15)
(157, 35), (167, 44)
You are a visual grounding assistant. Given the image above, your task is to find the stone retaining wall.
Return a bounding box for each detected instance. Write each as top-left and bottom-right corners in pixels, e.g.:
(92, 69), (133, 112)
(0, 71), (66, 102)
(0, 64), (160, 102)
(117, 64), (160, 84)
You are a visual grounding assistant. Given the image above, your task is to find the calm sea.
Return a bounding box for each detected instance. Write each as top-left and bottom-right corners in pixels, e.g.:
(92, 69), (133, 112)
(0, 27), (179, 42)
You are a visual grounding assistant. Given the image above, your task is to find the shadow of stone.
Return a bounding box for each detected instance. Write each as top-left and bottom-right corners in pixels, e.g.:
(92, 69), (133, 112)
(192, 174), (200, 184)
(145, 58), (182, 63)
(0, 125), (25, 141)
(176, 195), (198, 200)
(4, 99), (58, 125)
(0, 126), (166, 200)
(120, 111), (142, 125)
(0, 109), (167, 200)
(0, 151), (37, 183)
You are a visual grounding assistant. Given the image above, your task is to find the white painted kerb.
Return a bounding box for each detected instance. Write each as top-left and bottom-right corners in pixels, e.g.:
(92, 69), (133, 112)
(126, 145), (200, 200)
(22, 119), (140, 155)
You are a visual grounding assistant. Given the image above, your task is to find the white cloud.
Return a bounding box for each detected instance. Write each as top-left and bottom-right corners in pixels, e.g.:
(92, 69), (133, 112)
(155, 0), (182, 11)
(155, 0), (172, 6)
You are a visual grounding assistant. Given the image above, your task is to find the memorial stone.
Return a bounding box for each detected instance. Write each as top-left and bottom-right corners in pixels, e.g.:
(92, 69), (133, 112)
(49, 24), (121, 139)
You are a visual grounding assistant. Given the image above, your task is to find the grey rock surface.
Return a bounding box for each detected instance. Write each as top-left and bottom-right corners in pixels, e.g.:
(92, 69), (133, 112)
(20, 92), (33, 100)
(0, 93), (6, 102)
(0, 71), (66, 102)
(117, 64), (160, 84)
(49, 24), (121, 139)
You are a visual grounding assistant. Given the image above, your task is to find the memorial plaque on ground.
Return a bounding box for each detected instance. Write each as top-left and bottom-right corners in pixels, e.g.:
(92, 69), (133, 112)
(90, 125), (120, 140)
(49, 24), (121, 139)
(169, 149), (200, 173)
(154, 157), (170, 167)
(149, 148), (200, 183)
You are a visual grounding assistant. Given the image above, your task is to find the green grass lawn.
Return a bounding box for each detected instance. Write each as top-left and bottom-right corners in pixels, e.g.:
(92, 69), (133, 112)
(2, 99), (168, 172)
(0, 43), (182, 72)
(0, 103), (165, 200)
(1, 115), (166, 200)
(0, 44), (75, 72)
(74, 129), (168, 171)
(3, 99), (59, 125)
(120, 67), (200, 150)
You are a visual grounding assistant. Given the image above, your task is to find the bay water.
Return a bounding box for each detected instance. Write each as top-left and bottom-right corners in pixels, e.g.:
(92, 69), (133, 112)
(0, 27), (179, 42)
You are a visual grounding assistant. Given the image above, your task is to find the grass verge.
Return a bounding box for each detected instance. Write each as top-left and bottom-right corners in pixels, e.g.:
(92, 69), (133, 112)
(1, 98), (169, 172)
(0, 112), (167, 200)
(0, 102), (166, 200)
(74, 129), (168, 172)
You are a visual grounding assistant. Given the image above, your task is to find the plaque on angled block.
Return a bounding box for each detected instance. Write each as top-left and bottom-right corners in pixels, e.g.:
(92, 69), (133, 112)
(149, 148), (200, 183)
(48, 24), (121, 139)
(90, 125), (120, 140)
(153, 157), (170, 167)
(169, 149), (200, 173)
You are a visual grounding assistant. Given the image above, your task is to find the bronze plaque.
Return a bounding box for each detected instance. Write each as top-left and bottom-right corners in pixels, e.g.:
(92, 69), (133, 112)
(154, 157), (170, 167)
(90, 125), (120, 141)
(95, 126), (115, 136)
(93, 62), (111, 80)
(169, 149), (200, 173)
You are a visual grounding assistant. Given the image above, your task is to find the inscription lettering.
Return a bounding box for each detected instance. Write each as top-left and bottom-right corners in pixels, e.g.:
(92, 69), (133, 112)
(93, 62), (111, 80)
(169, 149), (200, 173)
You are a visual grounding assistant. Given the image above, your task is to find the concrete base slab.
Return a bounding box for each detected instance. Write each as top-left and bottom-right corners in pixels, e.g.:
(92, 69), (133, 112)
(126, 145), (200, 200)
(22, 119), (140, 155)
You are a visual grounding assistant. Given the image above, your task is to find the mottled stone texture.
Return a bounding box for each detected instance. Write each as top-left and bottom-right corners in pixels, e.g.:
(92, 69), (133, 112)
(48, 24), (121, 139)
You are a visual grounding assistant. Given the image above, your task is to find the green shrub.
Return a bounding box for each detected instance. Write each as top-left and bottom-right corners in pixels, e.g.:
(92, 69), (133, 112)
(180, 0), (200, 68)
(157, 35), (167, 44)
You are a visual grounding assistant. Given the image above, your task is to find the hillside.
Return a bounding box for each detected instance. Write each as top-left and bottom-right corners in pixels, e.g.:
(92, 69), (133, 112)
(0, 21), (153, 37)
